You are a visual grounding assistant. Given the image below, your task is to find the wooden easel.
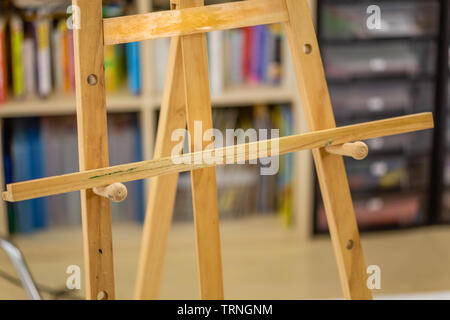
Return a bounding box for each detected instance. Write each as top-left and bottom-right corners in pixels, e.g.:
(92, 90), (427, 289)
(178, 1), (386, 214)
(1, 0), (434, 300)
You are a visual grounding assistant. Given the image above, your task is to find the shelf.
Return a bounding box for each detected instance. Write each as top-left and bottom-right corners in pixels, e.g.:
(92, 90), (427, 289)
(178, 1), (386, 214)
(0, 90), (143, 118)
(152, 86), (295, 109)
(0, 86), (296, 118)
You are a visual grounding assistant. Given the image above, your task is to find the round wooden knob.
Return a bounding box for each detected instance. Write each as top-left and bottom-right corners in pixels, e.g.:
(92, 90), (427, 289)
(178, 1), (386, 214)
(93, 183), (128, 202)
(325, 141), (368, 160)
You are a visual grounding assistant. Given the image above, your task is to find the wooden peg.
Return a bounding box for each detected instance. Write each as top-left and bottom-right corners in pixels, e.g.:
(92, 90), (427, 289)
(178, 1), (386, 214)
(325, 141), (368, 160)
(93, 183), (128, 202)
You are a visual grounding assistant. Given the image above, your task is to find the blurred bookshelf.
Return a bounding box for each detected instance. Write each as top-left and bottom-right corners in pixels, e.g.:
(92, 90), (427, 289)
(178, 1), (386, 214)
(314, 0), (444, 234)
(0, 0), (309, 236)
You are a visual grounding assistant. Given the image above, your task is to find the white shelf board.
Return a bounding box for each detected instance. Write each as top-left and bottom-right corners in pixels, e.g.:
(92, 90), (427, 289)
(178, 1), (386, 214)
(0, 91), (142, 117)
(151, 86), (295, 109)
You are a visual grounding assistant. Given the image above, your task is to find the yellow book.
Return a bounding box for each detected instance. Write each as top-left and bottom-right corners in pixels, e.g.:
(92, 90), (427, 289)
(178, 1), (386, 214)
(10, 15), (24, 98)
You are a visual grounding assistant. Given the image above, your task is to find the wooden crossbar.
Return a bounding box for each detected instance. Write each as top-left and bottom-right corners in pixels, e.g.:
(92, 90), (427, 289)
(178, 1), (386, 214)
(103, 0), (288, 45)
(2, 113), (433, 203)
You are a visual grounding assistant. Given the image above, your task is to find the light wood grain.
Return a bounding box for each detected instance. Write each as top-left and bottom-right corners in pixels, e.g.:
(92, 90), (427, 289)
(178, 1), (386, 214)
(2, 113), (433, 202)
(284, 0), (372, 299)
(72, 0), (115, 300)
(135, 4), (188, 299)
(180, 0), (224, 300)
(326, 142), (368, 160)
(0, 119), (8, 237)
(103, 0), (288, 45)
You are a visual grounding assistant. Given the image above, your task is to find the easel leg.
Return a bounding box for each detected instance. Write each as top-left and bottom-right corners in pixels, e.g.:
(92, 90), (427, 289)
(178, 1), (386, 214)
(73, 0), (115, 300)
(134, 35), (187, 299)
(283, 0), (372, 299)
(180, 0), (224, 300)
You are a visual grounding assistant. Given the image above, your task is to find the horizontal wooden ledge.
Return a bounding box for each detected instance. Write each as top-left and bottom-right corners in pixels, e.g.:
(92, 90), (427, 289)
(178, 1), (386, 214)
(2, 112), (433, 202)
(103, 0), (289, 45)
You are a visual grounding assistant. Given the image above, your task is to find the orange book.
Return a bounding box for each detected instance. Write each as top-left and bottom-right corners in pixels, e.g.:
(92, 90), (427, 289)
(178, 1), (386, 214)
(58, 20), (70, 93)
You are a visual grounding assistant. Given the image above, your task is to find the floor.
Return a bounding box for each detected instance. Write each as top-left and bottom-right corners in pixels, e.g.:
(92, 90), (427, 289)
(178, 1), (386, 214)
(1, 216), (450, 300)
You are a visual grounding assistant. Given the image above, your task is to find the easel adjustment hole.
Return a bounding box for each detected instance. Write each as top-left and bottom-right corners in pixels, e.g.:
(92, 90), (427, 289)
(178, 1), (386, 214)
(97, 291), (108, 300)
(346, 240), (354, 250)
(303, 44), (313, 54)
(87, 74), (98, 86)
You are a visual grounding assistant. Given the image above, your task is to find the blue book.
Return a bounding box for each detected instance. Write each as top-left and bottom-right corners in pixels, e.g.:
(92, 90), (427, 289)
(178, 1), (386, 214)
(28, 120), (48, 229)
(258, 25), (269, 82)
(134, 119), (144, 223)
(126, 42), (141, 95)
(3, 124), (16, 233)
(11, 119), (34, 233)
(261, 26), (271, 83)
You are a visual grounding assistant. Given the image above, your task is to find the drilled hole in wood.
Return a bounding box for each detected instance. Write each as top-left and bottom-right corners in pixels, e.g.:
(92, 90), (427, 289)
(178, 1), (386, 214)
(303, 44), (313, 55)
(346, 240), (354, 250)
(97, 291), (108, 300)
(98, 249), (103, 254)
(87, 74), (98, 86)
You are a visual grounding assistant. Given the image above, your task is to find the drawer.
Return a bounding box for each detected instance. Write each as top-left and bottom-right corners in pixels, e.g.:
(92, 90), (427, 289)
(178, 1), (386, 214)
(321, 1), (439, 40)
(316, 193), (425, 232)
(330, 81), (434, 115)
(322, 42), (436, 79)
(344, 155), (430, 192)
(365, 131), (432, 155)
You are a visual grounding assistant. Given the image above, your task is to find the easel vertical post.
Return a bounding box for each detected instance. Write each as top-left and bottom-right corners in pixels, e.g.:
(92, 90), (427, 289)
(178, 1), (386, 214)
(135, 17), (187, 300)
(283, 0), (372, 299)
(180, 0), (224, 300)
(73, 0), (115, 300)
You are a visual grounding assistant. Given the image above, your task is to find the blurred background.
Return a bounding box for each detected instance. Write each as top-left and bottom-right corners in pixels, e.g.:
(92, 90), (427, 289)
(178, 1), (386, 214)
(0, 0), (450, 300)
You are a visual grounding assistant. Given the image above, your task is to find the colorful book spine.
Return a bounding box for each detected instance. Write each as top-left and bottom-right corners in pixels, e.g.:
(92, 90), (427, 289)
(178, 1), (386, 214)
(249, 25), (264, 84)
(51, 23), (63, 92)
(10, 15), (24, 98)
(208, 30), (224, 95)
(0, 17), (6, 103)
(228, 29), (243, 86)
(154, 38), (170, 93)
(243, 27), (252, 83)
(35, 17), (52, 98)
(66, 28), (75, 93)
(126, 42), (141, 95)
(11, 119), (34, 233)
(28, 120), (48, 229)
(105, 45), (119, 92)
(22, 37), (36, 97)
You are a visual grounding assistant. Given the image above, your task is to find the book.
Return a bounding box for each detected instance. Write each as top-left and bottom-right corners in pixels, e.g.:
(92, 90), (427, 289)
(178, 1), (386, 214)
(11, 119), (34, 233)
(0, 17), (6, 103)
(66, 28), (75, 93)
(154, 37), (170, 93)
(51, 22), (63, 92)
(249, 25), (264, 84)
(22, 37), (36, 97)
(227, 29), (243, 86)
(208, 30), (224, 95)
(27, 119), (48, 229)
(34, 15), (52, 98)
(10, 15), (24, 98)
(126, 42), (141, 95)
